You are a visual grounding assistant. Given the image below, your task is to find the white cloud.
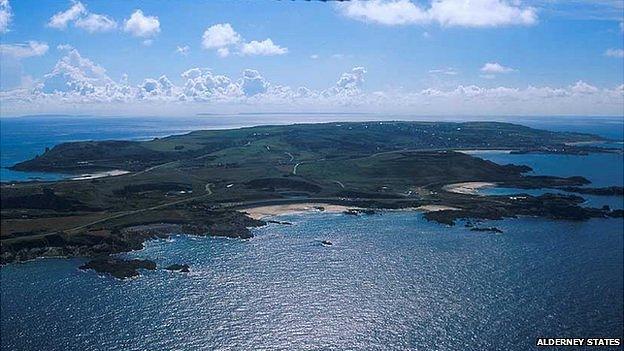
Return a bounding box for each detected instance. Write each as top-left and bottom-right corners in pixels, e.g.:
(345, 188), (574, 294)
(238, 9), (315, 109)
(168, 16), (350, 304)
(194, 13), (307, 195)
(429, 0), (537, 27)
(310, 54), (319, 59)
(570, 80), (598, 95)
(327, 67), (367, 97)
(41, 46), (112, 94)
(604, 48), (624, 58)
(217, 47), (230, 58)
(339, 0), (537, 27)
(340, 0), (429, 26)
(47, 1), (117, 33)
(124, 10), (160, 38)
(0, 41), (49, 58)
(240, 39), (288, 56)
(75, 13), (117, 33)
(176, 45), (190, 56)
(180, 67), (239, 100)
(239, 69), (269, 96)
(202, 23), (241, 49)
(1, 48), (622, 117)
(0, 0), (12, 33)
(480, 62), (515, 73)
(48, 1), (86, 29)
(1, 41), (48, 91)
(201, 23), (287, 57)
(138, 75), (173, 98)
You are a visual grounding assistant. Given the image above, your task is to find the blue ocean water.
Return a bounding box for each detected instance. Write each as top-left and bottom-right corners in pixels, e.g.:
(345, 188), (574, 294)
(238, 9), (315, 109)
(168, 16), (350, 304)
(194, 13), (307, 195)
(1, 214), (622, 350)
(1, 115), (623, 350)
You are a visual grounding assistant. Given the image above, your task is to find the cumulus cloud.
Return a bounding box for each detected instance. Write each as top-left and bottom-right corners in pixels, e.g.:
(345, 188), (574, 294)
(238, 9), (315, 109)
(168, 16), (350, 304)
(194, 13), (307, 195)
(604, 48), (624, 58)
(480, 62), (515, 73)
(324, 67), (367, 97)
(239, 69), (269, 96)
(339, 0), (537, 27)
(569, 80), (598, 95)
(0, 41), (49, 58)
(138, 75), (174, 98)
(48, 1), (86, 29)
(75, 13), (117, 33)
(202, 23), (241, 49)
(0, 0), (12, 33)
(124, 10), (160, 38)
(180, 68), (240, 100)
(240, 39), (288, 56)
(47, 1), (116, 33)
(201, 23), (287, 57)
(41, 46), (113, 94)
(1, 48), (622, 117)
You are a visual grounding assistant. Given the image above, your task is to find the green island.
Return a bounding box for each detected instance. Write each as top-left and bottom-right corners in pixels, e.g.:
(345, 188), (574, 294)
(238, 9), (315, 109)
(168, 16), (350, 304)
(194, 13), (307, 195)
(2, 121), (623, 278)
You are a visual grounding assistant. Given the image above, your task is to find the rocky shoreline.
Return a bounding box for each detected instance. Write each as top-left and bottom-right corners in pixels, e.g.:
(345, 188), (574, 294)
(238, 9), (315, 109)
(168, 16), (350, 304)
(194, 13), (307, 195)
(0, 210), (265, 265)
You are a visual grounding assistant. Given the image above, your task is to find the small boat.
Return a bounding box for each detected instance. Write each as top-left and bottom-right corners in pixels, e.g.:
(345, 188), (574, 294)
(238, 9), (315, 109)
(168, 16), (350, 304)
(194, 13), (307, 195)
(321, 240), (333, 246)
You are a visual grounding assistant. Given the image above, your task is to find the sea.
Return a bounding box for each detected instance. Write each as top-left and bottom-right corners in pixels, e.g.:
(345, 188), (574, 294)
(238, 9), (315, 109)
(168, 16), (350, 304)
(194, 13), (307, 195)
(1, 115), (623, 351)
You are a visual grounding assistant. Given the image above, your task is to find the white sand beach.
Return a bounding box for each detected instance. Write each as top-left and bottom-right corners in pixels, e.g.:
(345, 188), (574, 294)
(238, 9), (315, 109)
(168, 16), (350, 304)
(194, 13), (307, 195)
(442, 182), (496, 195)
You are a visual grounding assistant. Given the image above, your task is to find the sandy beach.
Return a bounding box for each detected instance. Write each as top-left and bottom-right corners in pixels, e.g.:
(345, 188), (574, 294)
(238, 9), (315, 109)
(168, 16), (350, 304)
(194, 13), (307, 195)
(415, 205), (460, 212)
(241, 203), (463, 219)
(456, 149), (513, 154)
(71, 170), (130, 180)
(241, 203), (356, 220)
(442, 182), (496, 195)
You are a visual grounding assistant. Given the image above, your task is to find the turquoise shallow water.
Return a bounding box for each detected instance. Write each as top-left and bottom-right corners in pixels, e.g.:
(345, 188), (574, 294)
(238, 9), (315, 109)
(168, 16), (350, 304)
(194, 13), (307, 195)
(1, 214), (623, 351)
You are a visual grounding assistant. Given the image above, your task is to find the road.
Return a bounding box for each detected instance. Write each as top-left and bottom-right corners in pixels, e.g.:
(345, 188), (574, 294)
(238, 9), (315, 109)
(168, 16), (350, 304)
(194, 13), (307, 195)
(292, 162), (302, 175)
(65, 182), (215, 234)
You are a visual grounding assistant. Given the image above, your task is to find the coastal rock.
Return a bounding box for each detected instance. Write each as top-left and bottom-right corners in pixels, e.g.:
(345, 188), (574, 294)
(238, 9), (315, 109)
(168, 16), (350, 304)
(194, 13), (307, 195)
(558, 186), (624, 196)
(165, 264), (190, 272)
(79, 257), (156, 279)
(343, 208), (377, 216)
(470, 227), (503, 234)
(265, 220), (293, 225)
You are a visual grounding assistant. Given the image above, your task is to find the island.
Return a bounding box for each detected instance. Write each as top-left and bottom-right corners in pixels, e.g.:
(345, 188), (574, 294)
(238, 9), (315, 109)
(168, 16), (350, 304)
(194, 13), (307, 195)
(2, 121), (622, 272)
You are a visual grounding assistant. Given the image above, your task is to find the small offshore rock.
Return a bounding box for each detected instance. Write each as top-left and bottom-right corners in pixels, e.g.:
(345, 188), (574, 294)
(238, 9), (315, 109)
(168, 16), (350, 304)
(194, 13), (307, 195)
(470, 227), (504, 234)
(165, 264), (190, 272)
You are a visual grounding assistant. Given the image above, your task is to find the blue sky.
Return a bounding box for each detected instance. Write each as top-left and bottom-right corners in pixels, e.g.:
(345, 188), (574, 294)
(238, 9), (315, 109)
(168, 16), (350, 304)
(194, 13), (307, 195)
(0, 0), (623, 117)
